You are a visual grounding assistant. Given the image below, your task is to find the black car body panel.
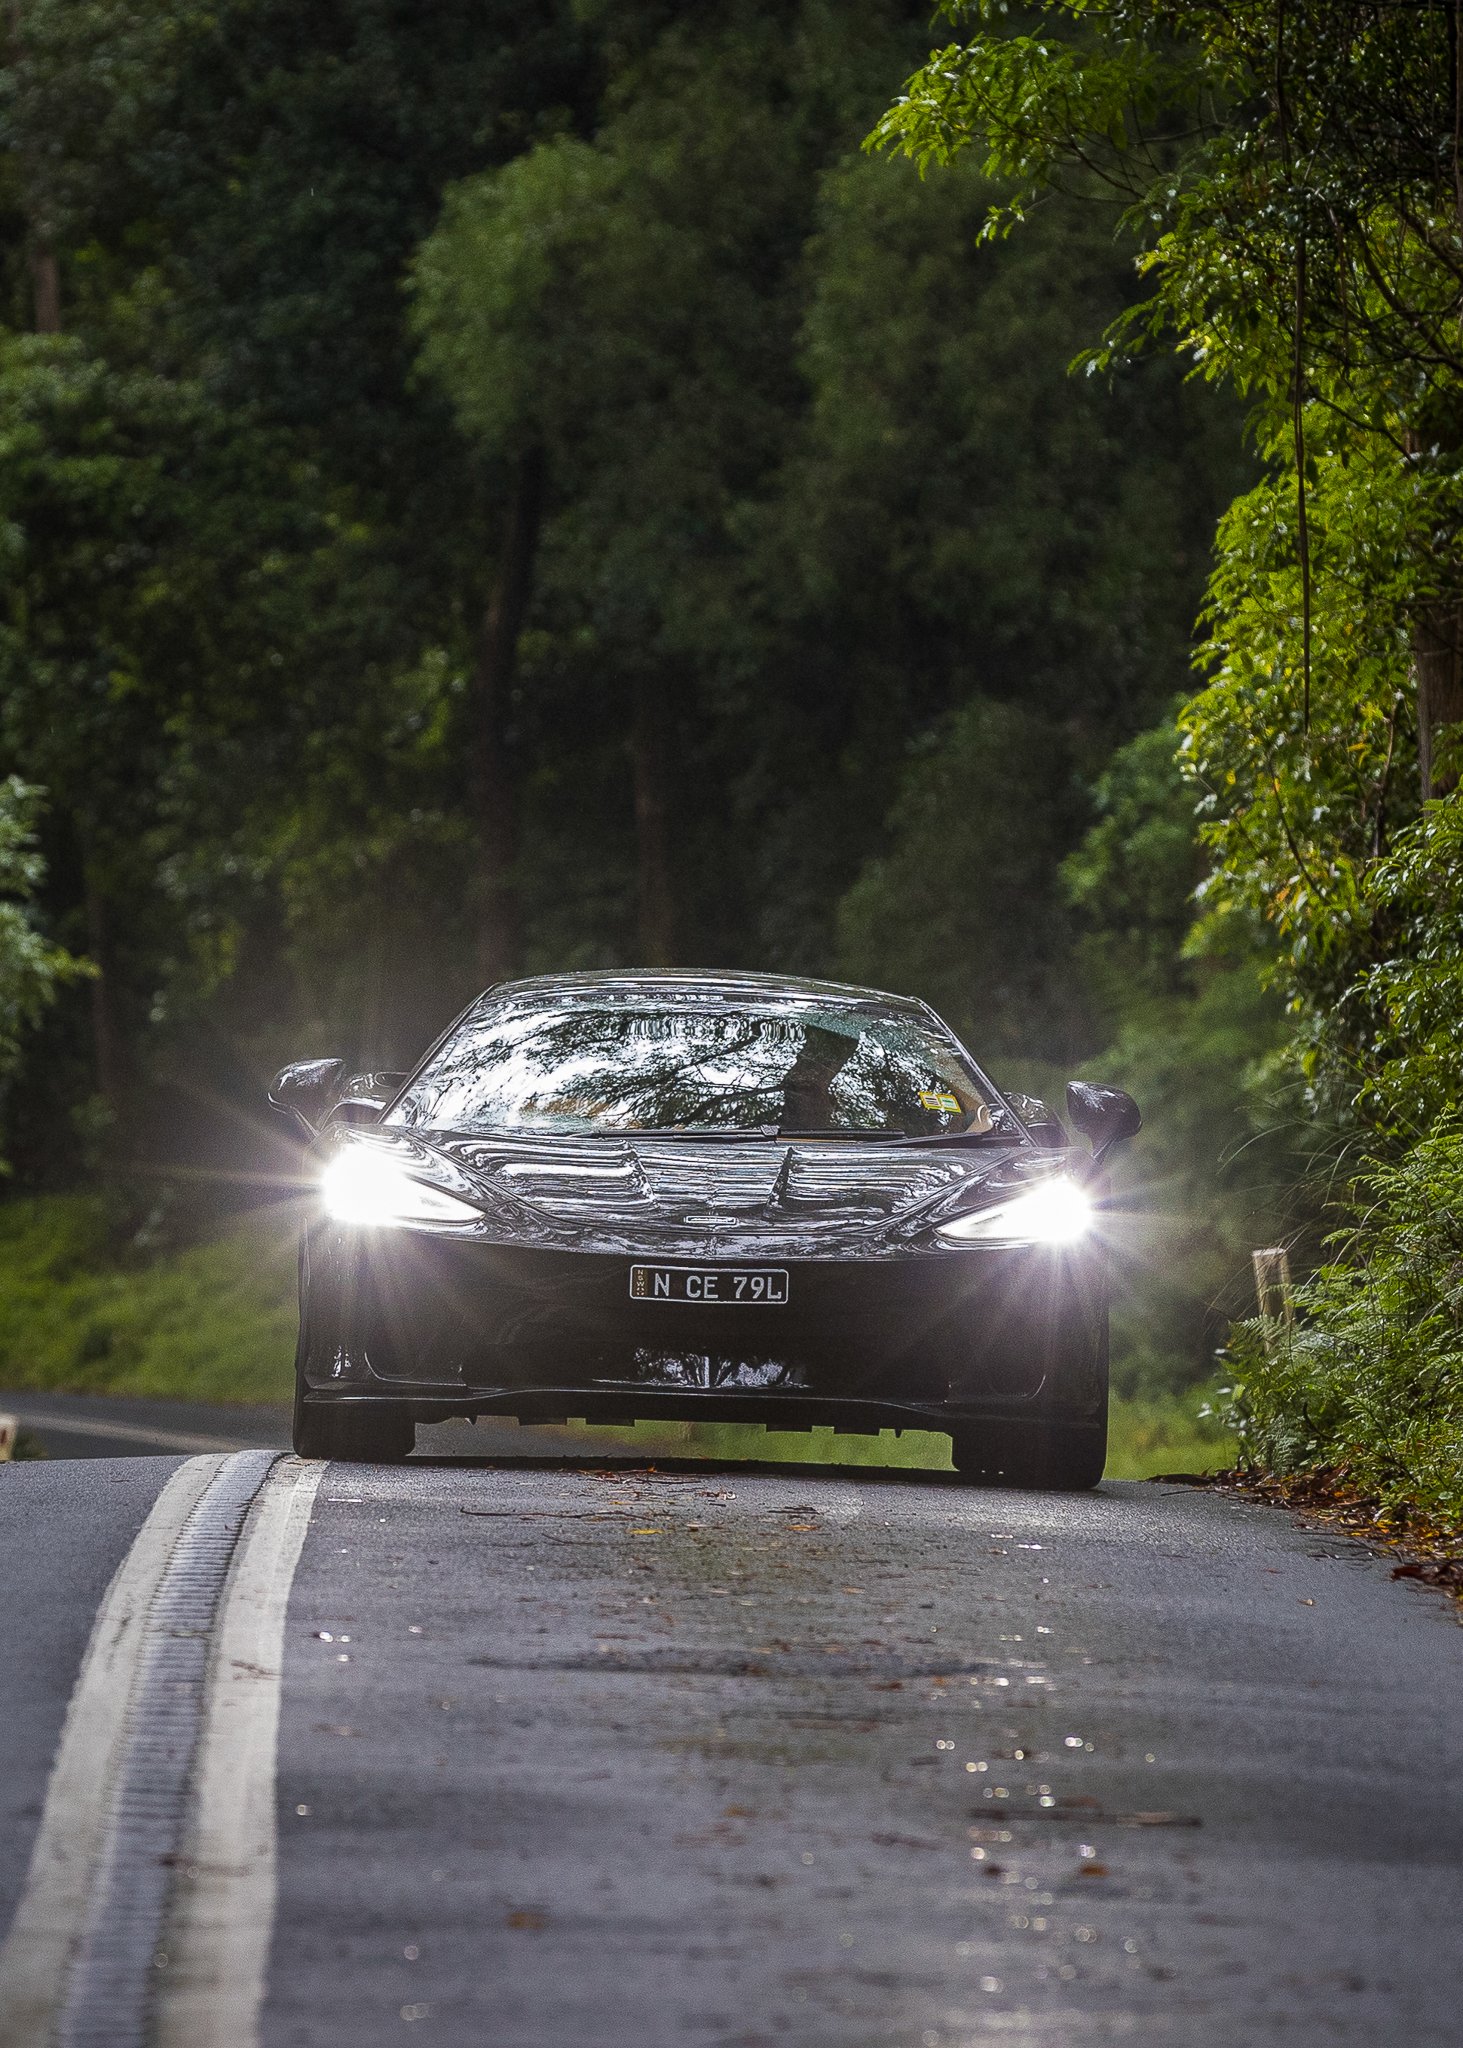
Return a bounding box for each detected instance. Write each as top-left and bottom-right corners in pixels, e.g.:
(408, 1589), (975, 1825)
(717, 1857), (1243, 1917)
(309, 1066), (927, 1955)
(285, 971), (1118, 1449)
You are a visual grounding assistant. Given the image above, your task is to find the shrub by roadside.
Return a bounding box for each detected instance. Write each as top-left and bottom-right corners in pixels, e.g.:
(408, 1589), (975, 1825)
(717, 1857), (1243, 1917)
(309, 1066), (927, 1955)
(0, 1196), (299, 1405)
(1220, 1128), (1463, 1531)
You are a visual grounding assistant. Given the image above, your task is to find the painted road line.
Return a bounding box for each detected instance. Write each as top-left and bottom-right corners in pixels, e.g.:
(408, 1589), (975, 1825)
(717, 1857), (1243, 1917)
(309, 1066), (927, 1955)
(57, 1451), (279, 2048)
(158, 1455), (323, 2048)
(5, 1406), (262, 1454)
(0, 1451), (285, 2048)
(0, 1455), (228, 2047)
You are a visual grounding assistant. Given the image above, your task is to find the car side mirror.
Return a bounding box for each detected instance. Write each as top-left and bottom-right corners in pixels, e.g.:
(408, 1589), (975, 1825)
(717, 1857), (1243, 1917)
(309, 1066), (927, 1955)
(329, 1071), (408, 1126)
(268, 1058), (345, 1135)
(1064, 1081), (1141, 1165)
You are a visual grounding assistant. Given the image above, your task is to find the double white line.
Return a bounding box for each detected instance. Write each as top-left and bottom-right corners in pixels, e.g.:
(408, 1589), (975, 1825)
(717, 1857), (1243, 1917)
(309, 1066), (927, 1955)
(0, 1452), (323, 2048)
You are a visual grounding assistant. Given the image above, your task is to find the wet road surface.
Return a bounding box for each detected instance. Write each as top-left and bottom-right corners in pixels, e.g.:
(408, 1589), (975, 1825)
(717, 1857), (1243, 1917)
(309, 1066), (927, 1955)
(2, 1452), (1460, 2046)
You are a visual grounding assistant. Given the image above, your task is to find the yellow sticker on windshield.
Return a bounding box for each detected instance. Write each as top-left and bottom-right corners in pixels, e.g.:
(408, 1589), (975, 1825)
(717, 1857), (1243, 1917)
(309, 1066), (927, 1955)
(920, 1090), (962, 1115)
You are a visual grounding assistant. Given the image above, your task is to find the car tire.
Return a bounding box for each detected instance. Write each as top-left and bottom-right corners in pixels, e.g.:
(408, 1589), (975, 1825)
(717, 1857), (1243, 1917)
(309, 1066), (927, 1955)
(292, 1381), (415, 1462)
(949, 1418), (1106, 1491)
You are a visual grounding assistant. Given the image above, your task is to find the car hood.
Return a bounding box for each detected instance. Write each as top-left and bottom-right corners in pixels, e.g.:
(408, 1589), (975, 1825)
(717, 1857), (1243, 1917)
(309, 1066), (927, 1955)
(344, 1128), (1068, 1258)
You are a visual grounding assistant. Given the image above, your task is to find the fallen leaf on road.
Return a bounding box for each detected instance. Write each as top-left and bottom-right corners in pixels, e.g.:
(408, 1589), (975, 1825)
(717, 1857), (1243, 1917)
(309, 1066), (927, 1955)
(506, 1909), (546, 1931)
(1392, 1558), (1463, 1588)
(1078, 1861), (1109, 1877)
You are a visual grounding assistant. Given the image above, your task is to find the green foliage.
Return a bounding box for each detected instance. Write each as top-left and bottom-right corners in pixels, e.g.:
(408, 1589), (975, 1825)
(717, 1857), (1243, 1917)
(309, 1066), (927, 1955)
(1064, 720), (1203, 1006)
(1222, 1128), (1463, 1526)
(871, 3), (1463, 417)
(835, 696), (1084, 1060)
(1357, 792), (1463, 1136)
(1063, 716), (1294, 1389)
(1103, 1386), (1236, 1480)
(0, 2), (1287, 1440)
(1177, 419), (1444, 1117)
(872, 1), (1463, 1519)
(0, 778), (82, 1108)
(776, 151), (1239, 746)
(556, 1398), (1236, 1479)
(0, 1195), (298, 1402)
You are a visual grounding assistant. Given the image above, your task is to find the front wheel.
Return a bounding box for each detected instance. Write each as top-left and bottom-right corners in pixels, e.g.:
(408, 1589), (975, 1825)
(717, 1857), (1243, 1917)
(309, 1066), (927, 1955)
(293, 1381), (415, 1462)
(949, 1417), (1106, 1491)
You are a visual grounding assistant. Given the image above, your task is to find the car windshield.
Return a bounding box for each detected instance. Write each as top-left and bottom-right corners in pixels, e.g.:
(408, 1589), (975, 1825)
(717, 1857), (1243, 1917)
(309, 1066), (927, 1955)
(386, 999), (1004, 1140)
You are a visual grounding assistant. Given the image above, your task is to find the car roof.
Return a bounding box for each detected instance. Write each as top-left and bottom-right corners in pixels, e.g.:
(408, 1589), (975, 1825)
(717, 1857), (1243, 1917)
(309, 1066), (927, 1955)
(473, 968), (938, 1021)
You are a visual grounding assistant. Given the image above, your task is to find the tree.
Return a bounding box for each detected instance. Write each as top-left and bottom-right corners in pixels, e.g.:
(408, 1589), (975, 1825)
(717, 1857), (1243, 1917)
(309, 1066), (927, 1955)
(872, 1), (1463, 1111)
(0, 778), (83, 1160)
(412, 5), (920, 968)
(785, 148), (1242, 1055)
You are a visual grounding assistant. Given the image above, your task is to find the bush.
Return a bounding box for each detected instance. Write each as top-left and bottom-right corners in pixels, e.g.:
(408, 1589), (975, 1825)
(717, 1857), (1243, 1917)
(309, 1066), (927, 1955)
(0, 1195), (298, 1404)
(1222, 1127), (1463, 1527)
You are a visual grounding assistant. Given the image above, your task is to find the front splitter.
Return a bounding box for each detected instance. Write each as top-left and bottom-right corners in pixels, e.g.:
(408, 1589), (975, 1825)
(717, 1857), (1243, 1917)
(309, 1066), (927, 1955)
(296, 1381), (1102, 1439)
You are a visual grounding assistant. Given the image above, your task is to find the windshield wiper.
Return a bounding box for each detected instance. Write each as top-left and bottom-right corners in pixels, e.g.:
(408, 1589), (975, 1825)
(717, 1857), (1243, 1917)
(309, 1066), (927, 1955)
(775, 1128), (906, 1141)
(635, 1125), (907, 1141)
(635, 1125), (778, 1139)
(900, 1127), (1018, 1145)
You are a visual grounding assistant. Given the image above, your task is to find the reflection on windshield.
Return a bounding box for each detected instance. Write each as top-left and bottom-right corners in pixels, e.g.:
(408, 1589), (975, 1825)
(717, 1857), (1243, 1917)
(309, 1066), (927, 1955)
(387, 1001), (999, 1139)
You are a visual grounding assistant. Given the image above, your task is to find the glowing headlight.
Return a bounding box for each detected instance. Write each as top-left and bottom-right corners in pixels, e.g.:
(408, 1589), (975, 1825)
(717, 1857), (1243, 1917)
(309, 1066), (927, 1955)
(935, 1177), (1093, 1247)
(321, 1148), (480, 1226)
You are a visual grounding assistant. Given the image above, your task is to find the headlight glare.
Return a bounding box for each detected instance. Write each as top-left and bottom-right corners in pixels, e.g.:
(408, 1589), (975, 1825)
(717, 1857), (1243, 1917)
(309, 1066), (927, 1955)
(935, 1176), (1093, 1246)
(321, 1148), (480, 1226)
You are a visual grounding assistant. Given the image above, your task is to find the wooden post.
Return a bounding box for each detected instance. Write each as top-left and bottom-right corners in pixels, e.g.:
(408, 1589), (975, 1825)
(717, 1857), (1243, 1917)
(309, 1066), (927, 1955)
(1252, 1247), (1294, 1352)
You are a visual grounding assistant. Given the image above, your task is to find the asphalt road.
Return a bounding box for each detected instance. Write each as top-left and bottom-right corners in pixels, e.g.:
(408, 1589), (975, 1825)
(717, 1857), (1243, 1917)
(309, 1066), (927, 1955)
(1, 1451), (1459, 2047)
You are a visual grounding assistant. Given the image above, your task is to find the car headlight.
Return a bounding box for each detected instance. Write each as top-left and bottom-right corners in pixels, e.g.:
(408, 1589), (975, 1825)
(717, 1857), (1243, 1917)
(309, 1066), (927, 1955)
(321, 1148), (481, 1226)
(935, 1176), (1093, 1247)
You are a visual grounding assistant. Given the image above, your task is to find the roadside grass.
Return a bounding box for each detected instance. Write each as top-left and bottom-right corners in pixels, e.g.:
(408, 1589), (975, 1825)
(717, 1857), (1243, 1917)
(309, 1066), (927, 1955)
(0, 1196), (299, 1405)
(1102, 1390), (1235, 1479)
(0, 1195), (1236, 1478)
(557, 1390), (1236, 1480)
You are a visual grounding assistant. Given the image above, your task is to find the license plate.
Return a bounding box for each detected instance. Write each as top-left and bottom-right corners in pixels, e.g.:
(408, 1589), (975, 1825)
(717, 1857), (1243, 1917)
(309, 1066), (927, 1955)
(629, 1265), (789, 1306)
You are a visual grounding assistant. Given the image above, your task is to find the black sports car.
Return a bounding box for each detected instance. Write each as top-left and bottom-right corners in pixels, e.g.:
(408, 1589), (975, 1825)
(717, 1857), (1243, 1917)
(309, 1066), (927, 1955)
(270, 971), (1140, 1486)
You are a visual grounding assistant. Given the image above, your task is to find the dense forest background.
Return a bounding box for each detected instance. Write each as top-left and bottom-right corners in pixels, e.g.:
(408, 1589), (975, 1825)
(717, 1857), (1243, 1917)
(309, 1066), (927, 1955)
(0, 0), (1342, 1415)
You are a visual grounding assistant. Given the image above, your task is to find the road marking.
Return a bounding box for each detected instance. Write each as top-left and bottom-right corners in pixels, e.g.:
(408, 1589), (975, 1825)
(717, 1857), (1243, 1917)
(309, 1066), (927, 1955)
(157, 1455), (323, 2048)
(0, 1454), (228, 2047)
(6, 1405), (272, 1453)
(0, 1450), (318, 2048)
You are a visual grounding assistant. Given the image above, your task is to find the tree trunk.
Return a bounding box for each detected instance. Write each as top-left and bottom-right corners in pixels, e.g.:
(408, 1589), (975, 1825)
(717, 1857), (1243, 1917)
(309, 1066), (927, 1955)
(630, 669), (676, 967)
(6, 6), (61, 335)
(29, 243), (59, 333)
(1415, 603), (1463, 798)
(467, 447), (545, 987)
(82, 855), (123, 1110)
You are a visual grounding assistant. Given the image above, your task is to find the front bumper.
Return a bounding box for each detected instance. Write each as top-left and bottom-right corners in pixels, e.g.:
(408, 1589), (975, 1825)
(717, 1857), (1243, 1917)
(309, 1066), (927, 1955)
(296, 1223), (1108, 1435)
